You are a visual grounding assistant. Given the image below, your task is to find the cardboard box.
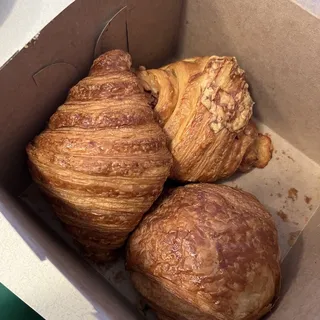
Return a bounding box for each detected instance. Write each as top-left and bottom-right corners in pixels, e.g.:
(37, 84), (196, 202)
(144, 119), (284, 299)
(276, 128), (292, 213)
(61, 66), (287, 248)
(0, 0), (319, 319)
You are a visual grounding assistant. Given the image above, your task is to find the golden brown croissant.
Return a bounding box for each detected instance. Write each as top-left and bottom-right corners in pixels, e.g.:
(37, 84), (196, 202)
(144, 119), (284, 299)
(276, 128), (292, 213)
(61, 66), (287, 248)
(127, 184), (281, 320)
(137, 56), (273, 182)
(27, 50), (172, 262)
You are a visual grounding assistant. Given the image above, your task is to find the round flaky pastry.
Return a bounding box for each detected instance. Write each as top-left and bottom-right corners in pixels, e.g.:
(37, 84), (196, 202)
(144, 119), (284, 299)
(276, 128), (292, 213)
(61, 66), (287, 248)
(127, 184), (280, 320)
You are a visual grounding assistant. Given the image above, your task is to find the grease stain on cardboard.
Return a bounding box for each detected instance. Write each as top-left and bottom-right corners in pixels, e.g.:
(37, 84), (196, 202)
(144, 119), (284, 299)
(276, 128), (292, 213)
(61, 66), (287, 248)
(288, 188), (298, 201)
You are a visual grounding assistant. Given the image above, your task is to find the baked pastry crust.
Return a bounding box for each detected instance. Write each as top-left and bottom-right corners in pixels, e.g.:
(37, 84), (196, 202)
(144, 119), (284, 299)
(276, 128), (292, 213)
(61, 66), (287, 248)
(127, 184), (280, 320)
(137, 56), (273, 182)
(27, 50), (172, 262)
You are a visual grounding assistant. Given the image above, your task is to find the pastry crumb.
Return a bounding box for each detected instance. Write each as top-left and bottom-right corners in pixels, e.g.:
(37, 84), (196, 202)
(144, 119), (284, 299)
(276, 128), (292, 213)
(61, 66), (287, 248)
(287, 155), (294, 162)
(277, 210), (288, 222)
(288, 188), (298, 201)
(304, 195), (312, 204)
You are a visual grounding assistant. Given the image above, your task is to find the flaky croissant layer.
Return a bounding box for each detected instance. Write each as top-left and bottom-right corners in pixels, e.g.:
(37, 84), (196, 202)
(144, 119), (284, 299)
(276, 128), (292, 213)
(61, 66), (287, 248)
(27, 50), (172, 262)
(137, 55), (273, 182)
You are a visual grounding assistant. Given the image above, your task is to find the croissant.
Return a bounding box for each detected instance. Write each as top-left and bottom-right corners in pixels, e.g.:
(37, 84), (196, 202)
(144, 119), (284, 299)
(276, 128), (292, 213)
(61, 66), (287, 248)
(137, 56), (273, 182)
(26, 50), (172, 262)
(127, 184), (281, 320)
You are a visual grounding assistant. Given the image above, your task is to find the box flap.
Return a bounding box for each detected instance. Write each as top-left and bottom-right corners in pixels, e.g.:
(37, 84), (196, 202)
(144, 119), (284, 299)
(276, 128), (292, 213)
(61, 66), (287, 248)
(0, 0), (181, 194)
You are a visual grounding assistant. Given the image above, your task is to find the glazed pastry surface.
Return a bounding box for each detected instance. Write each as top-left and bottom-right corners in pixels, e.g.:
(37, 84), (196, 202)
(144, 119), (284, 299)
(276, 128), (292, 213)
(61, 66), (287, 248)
(27, 50), (172, 261)
(137, 56), (273, 182)
(127, 184), (281, 320)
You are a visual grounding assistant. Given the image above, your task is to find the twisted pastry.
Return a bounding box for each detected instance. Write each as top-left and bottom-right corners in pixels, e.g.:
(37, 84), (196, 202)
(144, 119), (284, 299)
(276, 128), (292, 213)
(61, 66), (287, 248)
(27, 50), (172, 262)
(137, 56), (273, 182)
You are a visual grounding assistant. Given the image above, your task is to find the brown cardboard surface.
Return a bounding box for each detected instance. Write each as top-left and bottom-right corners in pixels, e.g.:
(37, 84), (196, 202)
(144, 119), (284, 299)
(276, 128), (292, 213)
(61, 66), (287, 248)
(178, 0), (320, 164)
(126, 0), (182, 68)
(268, 207), (320, 320)
(223, 120), (320, 260)
(1, 0), (320, 319)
